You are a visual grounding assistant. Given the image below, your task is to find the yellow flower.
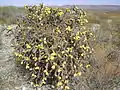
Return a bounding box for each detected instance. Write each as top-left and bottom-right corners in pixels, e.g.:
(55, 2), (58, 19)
(61, 51), (65, 54)
(25, 57), (30, 61)
(44, 70), (49, 76)
(26, 44), (31, 49)
(86, 46), (90, 49)
(33, 57), (38, 61)
(39, 39), (43, 42)
(7, 26), (12, 30)
(74, 65), (76, 69)
(42, 77), (47, 81)
(56, 27), (61, 33)
(26, 65), (29, 69)
(90, 33), (93, 36)
(32, 73), (37, 77)
(69, 54), (73, 58)
(62, 61), (66, 67)
(67, 47), (73, 52)
(45, 72), (49, 76)
(66, 76), (68, 78)
(66, 26), (72, 31)
(74, 73), (77, 77)
(77, 72), (82, 76)
(80, 45), (85, 48)
(51, 51), (57, 56)
(51, 65), (56, 69)
(82, 31), (86, 35)
(63, 61), (66, 65)
(14, 52), (19, 56)
(35, 84), (39, 87)
(79, 63), (83, 67)
(65, 86), (70, 90)
(74, 72), (81, 77)
(74, 35), (80, 40)
(31, 82), (34, 85)
(57, 82), (63, 87)
(53, 62), (57, 65)
(84, 19), (88, 23)
(84, 37), (87, 42)
(83, 47), (87, 50)
(45, 7), (51, 14)
(36, 45), (44, 49)
(18, 54), (22, 57)
(42, 81), (46, 84)
(58, 68), (62, 72)
(57, 11), (64, 16)
(41, 79), (46, 85)
(65, 54), (68, 56)
(64, 80), (69, 84)
(81, 53), (84, 56)
(35, 66), (39, 70)
(50, 56), (55, 60)
(86, 64), (91, 68)
(58, 76), (62, 80)
(21, 61), (24, 64)
(66, 8), (70, 12)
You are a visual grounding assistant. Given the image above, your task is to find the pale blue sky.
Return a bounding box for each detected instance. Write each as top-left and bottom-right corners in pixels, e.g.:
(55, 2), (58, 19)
(0, 0), (120, 6)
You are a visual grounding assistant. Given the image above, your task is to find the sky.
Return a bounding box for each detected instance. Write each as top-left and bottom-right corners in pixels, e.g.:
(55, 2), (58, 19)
(0, 0), (120, 6)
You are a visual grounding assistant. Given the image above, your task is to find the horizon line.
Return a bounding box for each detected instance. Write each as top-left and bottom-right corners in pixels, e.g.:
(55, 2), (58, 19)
(1, 4), (120, 7)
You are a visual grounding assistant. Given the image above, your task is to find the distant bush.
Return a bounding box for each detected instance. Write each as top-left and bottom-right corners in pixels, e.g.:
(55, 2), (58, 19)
(8, 4), (94, 89)
(0, 6), (24, 24)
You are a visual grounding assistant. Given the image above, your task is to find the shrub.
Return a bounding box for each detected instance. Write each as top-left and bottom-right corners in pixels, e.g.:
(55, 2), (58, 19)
(0, 6), (24, 24)
(9, 4), (94, 90)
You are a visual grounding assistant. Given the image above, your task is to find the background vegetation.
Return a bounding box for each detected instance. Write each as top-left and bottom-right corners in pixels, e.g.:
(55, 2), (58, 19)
(0, 6), (24, 24)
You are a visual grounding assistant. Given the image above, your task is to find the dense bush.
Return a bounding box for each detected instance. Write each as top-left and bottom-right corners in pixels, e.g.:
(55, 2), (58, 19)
(8, 4), (94, 89)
